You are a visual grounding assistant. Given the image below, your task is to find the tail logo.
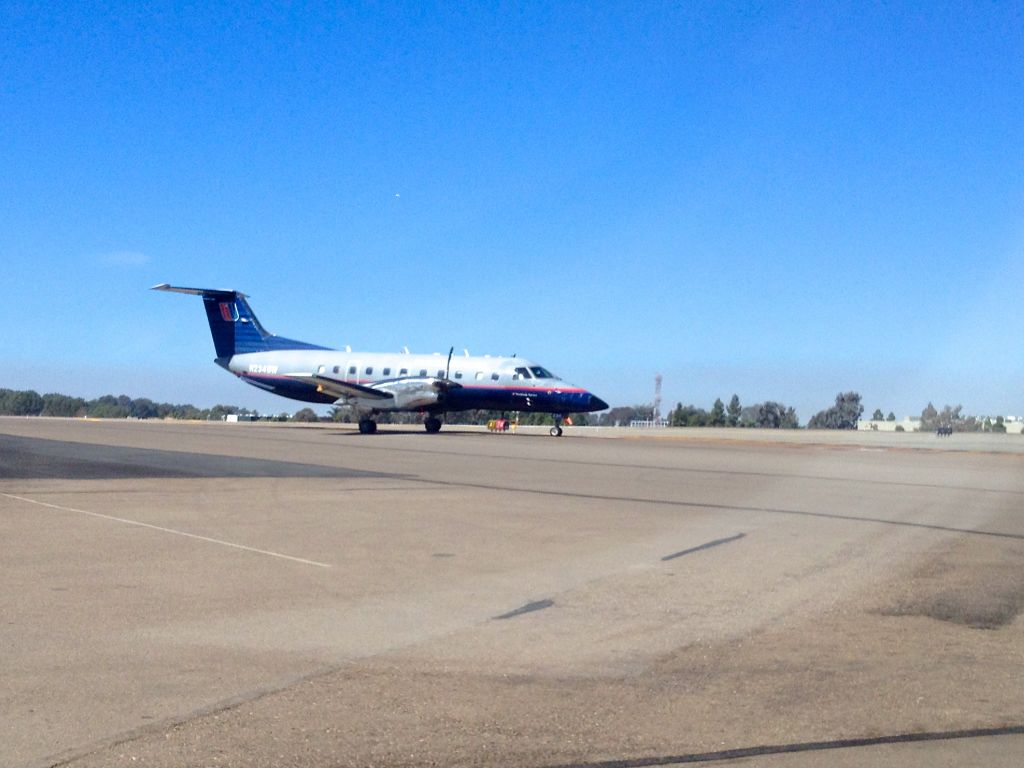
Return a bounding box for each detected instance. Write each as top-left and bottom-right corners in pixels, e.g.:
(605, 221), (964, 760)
(219, 302), (239, 322)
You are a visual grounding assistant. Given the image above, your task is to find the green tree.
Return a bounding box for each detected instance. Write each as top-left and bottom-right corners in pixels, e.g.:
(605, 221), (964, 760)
(727, 394), (741, 427)
(517, 411), (556, 426)
(808, 392), (863, 429)
(921, 403), (978, 433)
(171, 405), (204, 420)
(208, 404), (240, 421)
(129, 398), (158, 419)
(292, 408), (319, 422)
(925, 403), (978, 434)
(86, 395), (127, 418)
(668, 402), (683, 425)
(755, 401), (799, 429)
(738, 405), (760, 428)
(872, 408), (884, 421)
(2, 389), (45, 415)
(710, 398), (726, 426)
(42, 393), (87, 417)
(669, 403), (709, 427)
(568, 412), (590, 426)
(886, 412), (896, 421)
(920, 402), (939, 430)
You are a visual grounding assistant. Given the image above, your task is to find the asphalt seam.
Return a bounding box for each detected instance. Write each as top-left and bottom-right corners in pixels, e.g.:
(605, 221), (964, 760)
(415, 479), (1024, 541)
(662, 533), (746, 561)
(540, 725), (1024, 767)
(494, 598), (556, 620)
(41, 663), (344, 768)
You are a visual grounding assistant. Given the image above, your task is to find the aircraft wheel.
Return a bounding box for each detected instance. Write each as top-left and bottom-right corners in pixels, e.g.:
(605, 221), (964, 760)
(550, 425), (563, 437)
(358, 419), (377, 434)
(424, 417), (442, 433)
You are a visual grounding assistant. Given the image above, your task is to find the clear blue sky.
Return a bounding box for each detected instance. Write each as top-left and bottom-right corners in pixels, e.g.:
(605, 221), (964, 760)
(2, 2), (1022, 420)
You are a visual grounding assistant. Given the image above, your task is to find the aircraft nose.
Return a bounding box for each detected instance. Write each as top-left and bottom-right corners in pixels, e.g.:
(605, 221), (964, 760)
(587, 394), (609, 412)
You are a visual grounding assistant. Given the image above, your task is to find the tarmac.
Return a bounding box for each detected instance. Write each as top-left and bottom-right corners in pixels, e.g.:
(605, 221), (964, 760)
(1, 417), (1022, 767)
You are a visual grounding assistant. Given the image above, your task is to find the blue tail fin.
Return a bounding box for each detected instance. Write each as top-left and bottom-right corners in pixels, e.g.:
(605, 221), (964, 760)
(152, 284), (329, 359)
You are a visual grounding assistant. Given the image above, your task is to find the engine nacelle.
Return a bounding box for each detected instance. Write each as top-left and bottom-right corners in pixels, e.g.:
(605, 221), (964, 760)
(371, 378), (448, 410)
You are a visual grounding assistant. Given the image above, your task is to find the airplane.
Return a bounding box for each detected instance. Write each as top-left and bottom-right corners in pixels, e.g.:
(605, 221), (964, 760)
(153, 284), (608, 435)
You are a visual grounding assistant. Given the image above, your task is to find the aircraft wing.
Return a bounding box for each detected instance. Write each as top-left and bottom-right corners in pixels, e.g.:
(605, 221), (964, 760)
(283, 372), (461, 410)
(283, 373), (394, 401)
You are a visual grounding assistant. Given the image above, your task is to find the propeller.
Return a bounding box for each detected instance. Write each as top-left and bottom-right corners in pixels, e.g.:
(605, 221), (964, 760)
(433, 346), (462, 396)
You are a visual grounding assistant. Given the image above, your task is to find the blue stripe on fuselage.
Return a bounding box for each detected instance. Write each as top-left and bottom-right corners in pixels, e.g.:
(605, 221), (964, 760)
(238, 374), (603, 412)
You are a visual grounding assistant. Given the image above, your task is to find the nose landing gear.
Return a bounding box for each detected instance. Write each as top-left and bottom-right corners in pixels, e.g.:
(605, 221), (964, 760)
(549, 415), (564, 437)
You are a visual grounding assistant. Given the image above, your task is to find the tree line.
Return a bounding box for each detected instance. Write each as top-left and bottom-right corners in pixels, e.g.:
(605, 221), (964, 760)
(918, 403), (1010, 433)
(0, 387), (866, 431)
(3, 386), (1014, 432)
(664, 394), (800, 429)
(0, 389), (256, 421)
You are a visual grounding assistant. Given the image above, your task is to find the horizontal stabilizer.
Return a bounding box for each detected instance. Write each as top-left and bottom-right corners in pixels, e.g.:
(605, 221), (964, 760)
(153, 282), (329, 356)
(151, 284), (247, 299)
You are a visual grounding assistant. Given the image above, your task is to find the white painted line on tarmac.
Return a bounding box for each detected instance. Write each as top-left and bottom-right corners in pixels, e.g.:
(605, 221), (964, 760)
(1, 492), (332, 569)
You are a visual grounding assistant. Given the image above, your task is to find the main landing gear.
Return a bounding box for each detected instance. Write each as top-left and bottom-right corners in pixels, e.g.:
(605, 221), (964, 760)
(357, 416), (443, 434)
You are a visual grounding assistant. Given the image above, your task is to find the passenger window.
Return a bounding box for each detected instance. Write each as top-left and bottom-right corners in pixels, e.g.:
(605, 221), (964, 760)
(383, 367), (391, 376)
(399, 368), (408, 376)
(365, 366), (373, 375)
(454, 371), (463, 379)
(437, 370), (445, 378)
(317, 365), (326, 374)
(475, 372), (485, 380)
(419, 369), (428, 377)
(348, 366), (357, 375)
(491, 373), (500, 381)
(333, 365), (340, 374)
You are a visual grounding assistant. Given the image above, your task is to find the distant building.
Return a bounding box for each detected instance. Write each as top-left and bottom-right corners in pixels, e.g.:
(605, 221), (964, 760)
(858, 415), (1023, 434)
(630, 418), (669, 428)
(977, 415), (1024, 435)
(857, 417), (921, 432)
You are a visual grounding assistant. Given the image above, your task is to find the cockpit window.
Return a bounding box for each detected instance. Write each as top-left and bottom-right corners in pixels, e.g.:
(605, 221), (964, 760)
(515, 367), (532, 379)
(530, 366), (557, 379)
